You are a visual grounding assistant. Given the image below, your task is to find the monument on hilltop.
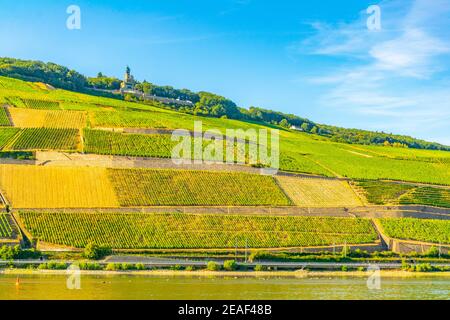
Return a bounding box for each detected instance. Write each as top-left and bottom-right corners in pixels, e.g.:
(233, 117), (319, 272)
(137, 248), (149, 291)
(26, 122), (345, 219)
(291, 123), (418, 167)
(120, 66), (137, 92)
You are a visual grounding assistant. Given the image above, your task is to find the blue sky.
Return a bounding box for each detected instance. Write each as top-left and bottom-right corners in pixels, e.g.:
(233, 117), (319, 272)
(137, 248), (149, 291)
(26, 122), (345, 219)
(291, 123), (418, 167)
(1, 0), (449, 144)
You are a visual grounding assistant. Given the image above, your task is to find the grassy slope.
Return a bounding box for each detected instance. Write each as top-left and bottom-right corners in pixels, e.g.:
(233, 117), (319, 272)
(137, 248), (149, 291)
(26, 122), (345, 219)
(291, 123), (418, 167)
(1, 76), (450, 185)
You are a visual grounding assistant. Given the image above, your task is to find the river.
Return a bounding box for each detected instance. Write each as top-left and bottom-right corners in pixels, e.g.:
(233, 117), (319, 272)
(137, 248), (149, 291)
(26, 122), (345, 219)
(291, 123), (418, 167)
(0, 274), (448, 300)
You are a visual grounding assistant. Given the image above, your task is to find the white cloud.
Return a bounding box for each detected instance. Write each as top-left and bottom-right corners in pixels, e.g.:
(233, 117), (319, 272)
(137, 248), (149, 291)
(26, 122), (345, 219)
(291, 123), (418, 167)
(297, 0), (450, 144)
(369, 28), (449, 77)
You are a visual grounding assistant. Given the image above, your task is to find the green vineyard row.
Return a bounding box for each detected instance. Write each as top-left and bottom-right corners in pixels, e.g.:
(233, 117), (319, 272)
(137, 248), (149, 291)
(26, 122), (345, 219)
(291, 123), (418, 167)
(0, 214), (13, 238)
(107, 168), (292, 206)
(379, 218), (450, 244)
(17, 212), (378, 249)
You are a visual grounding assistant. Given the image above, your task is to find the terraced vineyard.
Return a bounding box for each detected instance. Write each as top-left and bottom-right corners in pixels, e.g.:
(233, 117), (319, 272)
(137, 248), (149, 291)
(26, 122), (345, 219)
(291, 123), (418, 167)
(0, 106), (11, 126)
(43, 110), (86, 128)
(279, 151), (334, 177)
(276, 176), (363, 207)
(83, 129), (174, 158)
(0, 77), (36, 91)
(323, 149), (450, 185)
(355, 180), (450, 208)
(399, 187), (450, 208)
(108, 168), (292, 206)
(8, 108), (47, 127)
(0, 128), (19, 149)
(17, 212), (378, 249)
(0, 165), (119, 208)
(0, 214), (13, 238)
(91, 110), (183, 129)
(354, 180), (415, 205)
(90, 110), (265, 132)
(61, 102), (115, 112)
(9, 108), (86, 129)
(4, 96), (27, 108)
(9, 128), (79, 150)
(22, 98), (60, 110)
(0, 76), (449, 185)
(0, 165), (292, 208)
(378, 218), (450, 244)
(83, 129), (252, 162)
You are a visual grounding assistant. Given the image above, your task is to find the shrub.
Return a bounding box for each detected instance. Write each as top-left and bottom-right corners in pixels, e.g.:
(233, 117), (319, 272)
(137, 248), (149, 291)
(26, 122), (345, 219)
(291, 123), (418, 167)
(401, 262), (443, 272)
(38, 263), (47, 270)
(401, 260), (409, 271)
(206, 261), (221, 271)
(223, 260), (238, 271)
(340, 246), (349, 257)
(425, 246), (440, 258)
(0, 245), (20, 260)
(341, 266), (348, 272)
(415, 263), (433, 272)
(135, 263), (146, 270)
(83, 243), (112, 260)
(170, 264), (183, 271)
(248, 251), (280, 262)
(37, 261), (67, 270)
(348, 249), (370, 258)
(105, 263), (121, 271)
(78, 262), (102, 270)
(185, 266), (194, 271)
(0, 245), (40, 260)
(254, 264), (267, 272)
(121, 263), (135, 270)
(248, 251), (263, 263)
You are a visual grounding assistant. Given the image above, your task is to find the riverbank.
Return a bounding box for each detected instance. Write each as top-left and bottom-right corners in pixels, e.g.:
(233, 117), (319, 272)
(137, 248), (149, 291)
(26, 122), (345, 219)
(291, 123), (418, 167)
(3, 268), (450, 278)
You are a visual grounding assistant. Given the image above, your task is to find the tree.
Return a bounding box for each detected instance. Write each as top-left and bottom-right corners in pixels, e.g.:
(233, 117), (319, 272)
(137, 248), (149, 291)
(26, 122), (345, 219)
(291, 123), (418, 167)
(83, 243), (111, 260)
(124, 93), (137, 102)
(301, 122), (311, 132)
(279, 119), (290, 128)
(87, 76), (121, 90)
(425, 246), (439, 257)
(195, 92), (240, 118)
(223, 260), (238, 271)
(0, 57), (87, 91)
(206, 261), (221, 271)
(254, 264), (266, 271)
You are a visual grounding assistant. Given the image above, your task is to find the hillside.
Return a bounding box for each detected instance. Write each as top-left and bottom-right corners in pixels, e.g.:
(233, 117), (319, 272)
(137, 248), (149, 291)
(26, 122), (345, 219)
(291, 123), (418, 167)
(1, 57), (448, 151)
(0, 74), (449, 255)
(0, 75), (449, 186)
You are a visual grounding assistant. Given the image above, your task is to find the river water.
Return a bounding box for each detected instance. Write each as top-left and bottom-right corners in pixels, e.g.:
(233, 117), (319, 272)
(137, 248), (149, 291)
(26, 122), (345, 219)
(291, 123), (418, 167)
(0, 274), (448, 300)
